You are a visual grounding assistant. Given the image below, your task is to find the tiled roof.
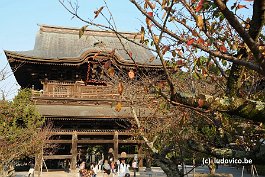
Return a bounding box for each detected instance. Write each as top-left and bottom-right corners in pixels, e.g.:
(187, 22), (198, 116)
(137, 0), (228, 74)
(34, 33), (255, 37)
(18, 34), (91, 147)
(5, 25), (162, 67)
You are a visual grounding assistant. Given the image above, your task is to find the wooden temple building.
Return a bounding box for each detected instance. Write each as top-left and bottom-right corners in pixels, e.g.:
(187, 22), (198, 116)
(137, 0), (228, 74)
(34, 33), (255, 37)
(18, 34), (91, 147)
(4, 25), (164, 170)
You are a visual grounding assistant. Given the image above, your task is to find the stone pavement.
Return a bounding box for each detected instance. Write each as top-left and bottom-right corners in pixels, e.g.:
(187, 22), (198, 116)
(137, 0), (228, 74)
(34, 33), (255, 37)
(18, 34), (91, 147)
(15, 166), (265, 177)
(16, 171), (166, 177)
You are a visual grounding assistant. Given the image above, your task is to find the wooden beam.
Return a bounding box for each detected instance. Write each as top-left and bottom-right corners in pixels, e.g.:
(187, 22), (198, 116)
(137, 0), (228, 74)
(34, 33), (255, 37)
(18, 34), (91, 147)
(46, 139), (144, 144)
(118, 154), (144, 158)
(78, 140), (114, 144)
(46, 140), (72, 144)
(50, 131), (134, 136)
(43, 155), (72, 160)
(118, 140), (145, 144)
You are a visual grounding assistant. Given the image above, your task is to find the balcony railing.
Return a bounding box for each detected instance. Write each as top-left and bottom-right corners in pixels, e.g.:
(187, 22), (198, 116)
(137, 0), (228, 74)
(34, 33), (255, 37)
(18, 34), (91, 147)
(31, 80), (119, 99)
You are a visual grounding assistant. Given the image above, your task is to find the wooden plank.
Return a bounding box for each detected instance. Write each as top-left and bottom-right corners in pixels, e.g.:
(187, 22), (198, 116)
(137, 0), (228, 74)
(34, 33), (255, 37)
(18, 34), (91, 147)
(43, 155), (72, 160)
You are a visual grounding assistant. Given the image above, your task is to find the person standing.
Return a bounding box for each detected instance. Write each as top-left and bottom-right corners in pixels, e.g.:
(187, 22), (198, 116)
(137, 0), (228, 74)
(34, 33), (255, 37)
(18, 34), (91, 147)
(28, 162), (34, 177)
(132, 160), (138, 177)
(103, 160), (111, 177)
(118, 158), (130, 177)
(91, 162), (98, 177)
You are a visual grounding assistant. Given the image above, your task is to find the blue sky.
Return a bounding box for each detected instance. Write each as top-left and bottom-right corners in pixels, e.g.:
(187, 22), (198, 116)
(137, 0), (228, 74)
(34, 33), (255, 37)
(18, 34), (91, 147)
(0, 0), (254, 100)
(0, 0), (143, 99)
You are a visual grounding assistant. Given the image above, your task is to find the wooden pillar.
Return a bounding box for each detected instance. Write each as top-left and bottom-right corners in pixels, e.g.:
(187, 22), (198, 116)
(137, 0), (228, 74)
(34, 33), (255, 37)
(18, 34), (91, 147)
(114, 131), (119, 161)
(138, 144), (143, 167)
(71, 131), (78, 171)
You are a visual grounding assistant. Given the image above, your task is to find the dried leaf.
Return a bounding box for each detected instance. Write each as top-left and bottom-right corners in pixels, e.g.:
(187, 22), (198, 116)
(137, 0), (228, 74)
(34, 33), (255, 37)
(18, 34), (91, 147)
(178, 50), (183, 57)
(202, 67), (207, 76)
(237, 4), (248, 9)
(115, 102), (122, 112)
(129, 51), (133, 58)
(128, 70), (135, 79)
(146, 17), (152, 26)
(147, 12), (154, 17)
(197, 38), (205, 45)
(149, 56), (155, 62)
(172, 50), (176, 57)
(176, 60), (183, 66)
(192, 30), (198, 37)
(157, 81), (166, 89)
(162, 45), (170, 55)
(198, 98), (204, 107)
(187, 38), (195, 46)
(104, 60), (112, 69)
(145, 0), (155, 9)
(79, 25), (88, 39)
(146, 12), (154, 27)
(94, 6), (104, 19)
(108, 67), (115, 77)
(118, 82), (124, 95)
(195, 0), (204, 12)
(232, 43), (238, 50)
(162, 0), (168, 7)
(220, 45), (227, 53)
(140, 26), (145, 43)
(144, 2), (148, 9)
(153, 35), (159, 45)
(197, 15), (204, 30)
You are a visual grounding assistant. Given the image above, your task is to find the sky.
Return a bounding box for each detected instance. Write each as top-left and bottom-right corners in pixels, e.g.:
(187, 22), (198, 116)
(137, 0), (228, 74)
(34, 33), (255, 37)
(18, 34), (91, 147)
(0, 1), (254, 100)
(0, 0), (144, 100)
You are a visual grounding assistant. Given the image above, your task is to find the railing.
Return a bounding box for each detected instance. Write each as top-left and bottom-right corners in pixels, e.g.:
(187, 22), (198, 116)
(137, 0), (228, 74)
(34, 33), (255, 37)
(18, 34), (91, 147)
(31, 80), (119, 99)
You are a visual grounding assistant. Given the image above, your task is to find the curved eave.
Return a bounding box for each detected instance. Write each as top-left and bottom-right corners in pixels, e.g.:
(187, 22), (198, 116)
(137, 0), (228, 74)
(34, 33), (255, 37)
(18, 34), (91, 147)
(4, 50), (163, 69)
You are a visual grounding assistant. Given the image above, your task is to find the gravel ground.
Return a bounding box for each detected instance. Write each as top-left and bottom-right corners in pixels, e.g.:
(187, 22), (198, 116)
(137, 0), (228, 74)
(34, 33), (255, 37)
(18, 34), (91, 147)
(15, 166), (265, 177)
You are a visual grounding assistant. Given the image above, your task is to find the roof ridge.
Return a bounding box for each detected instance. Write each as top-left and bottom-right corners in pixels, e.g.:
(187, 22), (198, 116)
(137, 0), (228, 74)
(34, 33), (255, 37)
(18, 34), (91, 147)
(38, 24), (140, 38)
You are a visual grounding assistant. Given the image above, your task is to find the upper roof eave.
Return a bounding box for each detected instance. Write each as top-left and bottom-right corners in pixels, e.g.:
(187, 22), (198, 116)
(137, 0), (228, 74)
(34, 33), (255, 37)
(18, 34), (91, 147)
(4, 50), (163, 68)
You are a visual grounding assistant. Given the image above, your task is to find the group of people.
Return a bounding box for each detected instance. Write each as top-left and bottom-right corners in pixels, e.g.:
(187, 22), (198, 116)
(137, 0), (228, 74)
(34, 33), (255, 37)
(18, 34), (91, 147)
(78, 158), (137, 177)
(78, 161), (97, 177)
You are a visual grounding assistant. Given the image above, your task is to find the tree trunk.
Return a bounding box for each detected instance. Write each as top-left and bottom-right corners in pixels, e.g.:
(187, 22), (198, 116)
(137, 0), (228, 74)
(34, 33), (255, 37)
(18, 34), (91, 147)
(153, 154), (182, 177)
(0, 163), (15, 177)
